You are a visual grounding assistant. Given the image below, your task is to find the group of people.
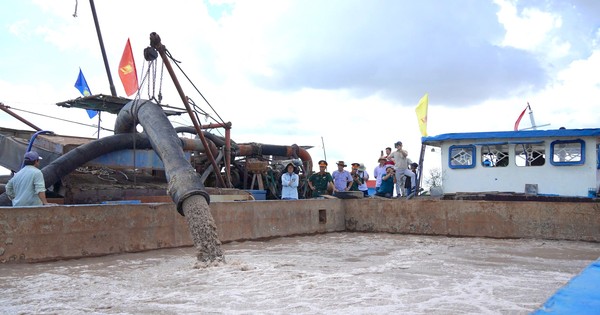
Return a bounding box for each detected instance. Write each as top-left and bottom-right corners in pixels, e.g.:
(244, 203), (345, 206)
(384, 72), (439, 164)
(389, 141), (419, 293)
(296, 140), (418, 199)
(7, 145), (416, 205)
(372, 141), (418, 199)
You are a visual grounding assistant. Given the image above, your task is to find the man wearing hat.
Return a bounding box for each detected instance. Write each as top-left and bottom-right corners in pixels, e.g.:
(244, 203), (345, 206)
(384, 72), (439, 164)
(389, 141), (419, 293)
(308, 160), (334, 198)
(332, 161), (353, 193)
(6, 151), (54, 206)
(355, 163), (370, 197)
(373, 156), (387, 192)
(281, 162), (299, 200)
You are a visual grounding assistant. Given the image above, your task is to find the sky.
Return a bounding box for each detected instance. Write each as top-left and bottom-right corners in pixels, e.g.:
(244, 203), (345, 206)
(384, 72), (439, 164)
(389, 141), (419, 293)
(1, 0), (600, 179)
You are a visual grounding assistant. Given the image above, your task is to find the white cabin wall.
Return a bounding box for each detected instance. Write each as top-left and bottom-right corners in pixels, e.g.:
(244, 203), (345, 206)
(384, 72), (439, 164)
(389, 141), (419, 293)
(438, 137), (599, 197)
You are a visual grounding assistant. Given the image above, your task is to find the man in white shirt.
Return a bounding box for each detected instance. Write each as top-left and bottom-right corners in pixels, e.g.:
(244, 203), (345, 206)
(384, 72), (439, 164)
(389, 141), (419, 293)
(6, 151), (55, 206)
(391, 141), (415, 197)
(373, 157), (387, 192)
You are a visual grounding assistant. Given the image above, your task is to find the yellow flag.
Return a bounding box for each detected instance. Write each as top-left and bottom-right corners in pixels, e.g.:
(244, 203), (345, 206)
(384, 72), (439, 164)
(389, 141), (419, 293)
(415, 93), (428, 137)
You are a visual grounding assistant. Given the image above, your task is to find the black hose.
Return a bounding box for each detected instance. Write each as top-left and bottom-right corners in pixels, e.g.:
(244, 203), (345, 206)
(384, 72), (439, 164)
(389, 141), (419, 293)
(115, 99), (209, 215)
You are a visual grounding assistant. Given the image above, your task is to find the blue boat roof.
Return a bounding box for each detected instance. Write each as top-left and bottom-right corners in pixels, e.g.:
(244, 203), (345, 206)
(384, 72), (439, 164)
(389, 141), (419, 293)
(422, 128), (600, 145)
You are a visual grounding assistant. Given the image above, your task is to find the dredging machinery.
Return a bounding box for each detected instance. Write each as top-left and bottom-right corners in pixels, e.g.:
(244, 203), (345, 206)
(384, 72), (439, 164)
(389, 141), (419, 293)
(0, 32), (314, 207)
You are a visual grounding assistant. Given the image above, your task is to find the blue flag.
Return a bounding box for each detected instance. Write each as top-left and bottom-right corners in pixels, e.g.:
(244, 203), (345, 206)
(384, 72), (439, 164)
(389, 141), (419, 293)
(74, 68), (98, 119)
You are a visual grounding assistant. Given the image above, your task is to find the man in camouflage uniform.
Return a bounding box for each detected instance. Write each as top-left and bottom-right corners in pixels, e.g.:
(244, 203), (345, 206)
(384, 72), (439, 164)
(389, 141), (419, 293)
(308, 160), (334, 198)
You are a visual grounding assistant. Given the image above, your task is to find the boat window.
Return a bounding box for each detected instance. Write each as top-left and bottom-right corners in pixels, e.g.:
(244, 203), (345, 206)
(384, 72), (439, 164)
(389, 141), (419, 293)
(515, 143), (545, 167)
(449, 145), (475, 169)
(480, 144), (509, 167)
(550, 139), (585, 165)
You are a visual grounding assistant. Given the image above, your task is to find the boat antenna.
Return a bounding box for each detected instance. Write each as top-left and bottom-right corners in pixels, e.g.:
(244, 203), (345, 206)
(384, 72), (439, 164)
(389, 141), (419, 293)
(520, 102), (550, 131)
(73, 0), (78, 17)
(321, 136), (327, 161)
(527, 102), (537, 130)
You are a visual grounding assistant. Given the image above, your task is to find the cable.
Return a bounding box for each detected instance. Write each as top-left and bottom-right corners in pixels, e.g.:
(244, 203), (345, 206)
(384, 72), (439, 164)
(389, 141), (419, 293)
(4, 105), (114, 132)
(164, 48), (227, 126)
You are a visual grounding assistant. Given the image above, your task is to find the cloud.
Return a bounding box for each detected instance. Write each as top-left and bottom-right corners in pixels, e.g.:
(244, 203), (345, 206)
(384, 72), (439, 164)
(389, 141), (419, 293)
(2, 0), (600, 178)
(216, 1), (547, 106)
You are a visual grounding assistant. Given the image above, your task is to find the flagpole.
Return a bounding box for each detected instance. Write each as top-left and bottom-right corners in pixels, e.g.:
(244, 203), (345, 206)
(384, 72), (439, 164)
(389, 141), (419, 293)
(97, 111), (101, 139)
(321, 136), (327, 161)
(89, 0), (117, 97)
(415, 143), (426, 196)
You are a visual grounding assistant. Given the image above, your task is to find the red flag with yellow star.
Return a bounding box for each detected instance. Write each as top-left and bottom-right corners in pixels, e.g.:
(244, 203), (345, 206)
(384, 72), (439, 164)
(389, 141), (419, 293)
(118, 38), (138, 96)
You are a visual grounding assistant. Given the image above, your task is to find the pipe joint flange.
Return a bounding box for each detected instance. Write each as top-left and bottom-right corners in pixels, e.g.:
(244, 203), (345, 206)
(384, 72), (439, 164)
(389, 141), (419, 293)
(175, 189), (211, 216)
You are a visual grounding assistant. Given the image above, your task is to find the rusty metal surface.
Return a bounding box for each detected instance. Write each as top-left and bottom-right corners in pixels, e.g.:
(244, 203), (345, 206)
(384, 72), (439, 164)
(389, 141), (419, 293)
(55, 94), (184, 116)
(442, 192), (600, 203)
(1, 198), (599, 263)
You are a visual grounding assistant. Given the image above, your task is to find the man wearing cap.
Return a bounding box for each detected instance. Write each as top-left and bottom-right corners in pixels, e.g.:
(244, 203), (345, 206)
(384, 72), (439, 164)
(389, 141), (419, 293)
(332, 161), (353, 193)
(308, 160), (334, 198)
(6, 151), (54, 206)
(391, 141), (415, 197)
(373, 156), (387, 192)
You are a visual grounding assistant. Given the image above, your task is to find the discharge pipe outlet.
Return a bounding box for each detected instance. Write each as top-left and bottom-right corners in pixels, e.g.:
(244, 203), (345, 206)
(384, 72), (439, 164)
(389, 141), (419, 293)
(114, 99), (210, 215)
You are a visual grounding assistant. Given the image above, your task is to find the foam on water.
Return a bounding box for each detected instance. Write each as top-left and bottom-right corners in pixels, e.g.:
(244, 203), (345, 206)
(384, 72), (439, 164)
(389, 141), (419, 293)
(1, 233), (598, 314)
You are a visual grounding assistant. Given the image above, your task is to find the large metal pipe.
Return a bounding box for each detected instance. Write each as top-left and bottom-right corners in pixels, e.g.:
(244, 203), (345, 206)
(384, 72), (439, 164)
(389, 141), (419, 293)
(174, 126), (227, 151)
(236, 143), (313, 172)
(114, 99), (210, 215)
(116, 99), (223, 264)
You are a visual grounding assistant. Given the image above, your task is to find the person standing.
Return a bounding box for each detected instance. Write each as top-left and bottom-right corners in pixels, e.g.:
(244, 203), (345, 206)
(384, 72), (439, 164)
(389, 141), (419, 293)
(349, 163), (361, 192)
(356, 163), (370, 197)
(308, 160), (334, 198)
(332, 161), (353, 193)
(373, 157), (387, 192)
(375, 165), (396, 198)
(281, 162), (299, 200)
(391, 141), (415, 197)
(6, 151), (55, 206)
(405, 162), (419, 197)
(384, 147), (395, 168)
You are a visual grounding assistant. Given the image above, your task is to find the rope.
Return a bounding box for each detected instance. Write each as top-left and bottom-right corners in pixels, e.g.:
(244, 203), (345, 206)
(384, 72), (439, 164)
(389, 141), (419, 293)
(75, 166), (129, 182)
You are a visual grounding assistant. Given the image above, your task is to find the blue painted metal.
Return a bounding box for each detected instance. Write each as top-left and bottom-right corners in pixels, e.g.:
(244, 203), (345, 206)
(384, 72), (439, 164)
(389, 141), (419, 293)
(533, 259), (600, 314)
(422, 128), (600, 145)
(245, 190), (266, 200)
(549, 139), (586, 166)
(87, 149), (191, 170)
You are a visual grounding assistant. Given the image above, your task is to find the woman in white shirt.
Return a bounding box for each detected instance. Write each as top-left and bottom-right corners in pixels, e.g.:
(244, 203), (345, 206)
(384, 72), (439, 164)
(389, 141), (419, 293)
(281, 163), (299, 200)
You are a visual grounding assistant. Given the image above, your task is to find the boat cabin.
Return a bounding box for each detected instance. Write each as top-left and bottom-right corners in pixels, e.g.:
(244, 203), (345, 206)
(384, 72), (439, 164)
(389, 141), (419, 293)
(422, 128), (600, 197)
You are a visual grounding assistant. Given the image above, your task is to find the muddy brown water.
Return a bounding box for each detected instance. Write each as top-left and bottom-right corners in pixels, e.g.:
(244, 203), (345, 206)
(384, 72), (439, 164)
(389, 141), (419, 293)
(182, 195), (225, 267)
(1, 233), (598, 314)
